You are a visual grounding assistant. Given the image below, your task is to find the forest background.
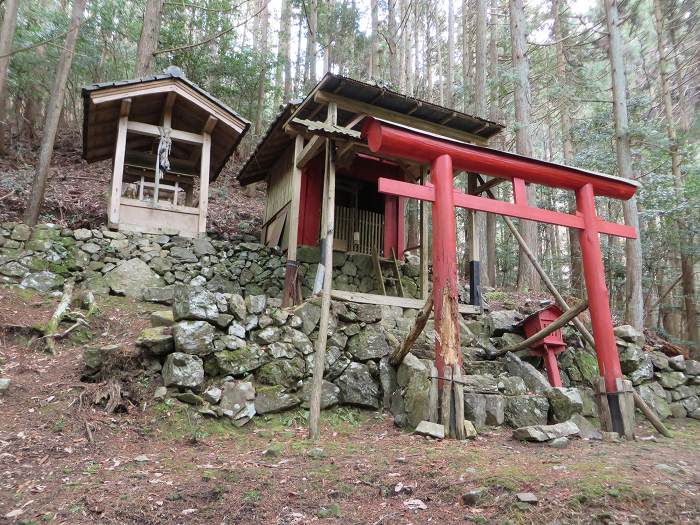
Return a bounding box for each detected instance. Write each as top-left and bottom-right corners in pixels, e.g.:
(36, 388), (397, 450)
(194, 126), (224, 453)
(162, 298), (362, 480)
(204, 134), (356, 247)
(0, 0), (697, 353)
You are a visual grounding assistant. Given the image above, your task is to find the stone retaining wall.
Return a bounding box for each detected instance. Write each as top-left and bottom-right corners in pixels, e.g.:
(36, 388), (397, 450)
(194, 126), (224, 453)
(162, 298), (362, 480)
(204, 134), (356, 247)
(0, 223), (421, 301)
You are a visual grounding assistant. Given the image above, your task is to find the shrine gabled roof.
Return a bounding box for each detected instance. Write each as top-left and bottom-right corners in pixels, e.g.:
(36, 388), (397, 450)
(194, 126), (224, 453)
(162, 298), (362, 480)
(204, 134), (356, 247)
(82, 67), (250, 181)
(238, 73), (504, 186)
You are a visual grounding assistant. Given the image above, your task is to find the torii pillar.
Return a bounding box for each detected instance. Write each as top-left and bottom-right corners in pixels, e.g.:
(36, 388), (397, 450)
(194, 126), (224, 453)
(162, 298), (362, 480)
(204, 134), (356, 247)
(364, 117), (638, 438)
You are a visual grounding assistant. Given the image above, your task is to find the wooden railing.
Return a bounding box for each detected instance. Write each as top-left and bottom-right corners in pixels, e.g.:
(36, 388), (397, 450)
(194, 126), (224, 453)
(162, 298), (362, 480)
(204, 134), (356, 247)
(334, 205), (384, 255)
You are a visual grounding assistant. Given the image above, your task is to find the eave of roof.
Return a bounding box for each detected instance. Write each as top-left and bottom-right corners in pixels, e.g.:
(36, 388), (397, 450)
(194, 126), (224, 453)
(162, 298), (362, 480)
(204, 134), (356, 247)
(237, 73), (505, 185)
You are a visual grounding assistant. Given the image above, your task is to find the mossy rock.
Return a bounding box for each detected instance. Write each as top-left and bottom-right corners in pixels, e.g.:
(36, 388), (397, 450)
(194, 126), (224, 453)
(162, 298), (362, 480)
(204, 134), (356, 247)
(255, 356), (305, 387)
(574, 351), (599, 386)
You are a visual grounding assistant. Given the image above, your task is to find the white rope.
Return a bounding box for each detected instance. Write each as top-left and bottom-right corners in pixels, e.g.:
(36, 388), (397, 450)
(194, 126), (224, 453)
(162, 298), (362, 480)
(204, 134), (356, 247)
(157, 126), (172, 177)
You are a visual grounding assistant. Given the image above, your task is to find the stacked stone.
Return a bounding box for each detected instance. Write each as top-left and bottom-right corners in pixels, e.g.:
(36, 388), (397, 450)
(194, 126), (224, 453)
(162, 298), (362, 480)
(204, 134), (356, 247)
(111, 286), (420, 423)
(0, 223), (421, 301)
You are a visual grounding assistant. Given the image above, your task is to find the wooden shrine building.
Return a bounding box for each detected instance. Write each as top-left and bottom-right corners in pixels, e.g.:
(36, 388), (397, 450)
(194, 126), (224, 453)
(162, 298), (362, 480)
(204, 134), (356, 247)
(238, 73), (502, 307)
(240, 73), (641, 438)
(82, 66), (250, 237)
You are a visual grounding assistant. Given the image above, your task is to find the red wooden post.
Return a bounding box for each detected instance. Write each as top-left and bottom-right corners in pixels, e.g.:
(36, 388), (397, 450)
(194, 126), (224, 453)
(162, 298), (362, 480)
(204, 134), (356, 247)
(431, 154), (461, 376)
(542, 347), (563, 387)
(576, 183), (623, 393)
(430, 153), (464, 438)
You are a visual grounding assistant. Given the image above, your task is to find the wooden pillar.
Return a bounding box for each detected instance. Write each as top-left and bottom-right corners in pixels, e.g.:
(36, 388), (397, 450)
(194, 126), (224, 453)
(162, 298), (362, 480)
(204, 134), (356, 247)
(198, 132), (211, 235)
(108, 98), (131, 229)
(431, 154), (464, 439)
(576, 182), (628, 434)
(283, 134), (305, 306)
(467, 173), (482, 307)
(420, 167), (430, 299)
(308, 137), (336, 440)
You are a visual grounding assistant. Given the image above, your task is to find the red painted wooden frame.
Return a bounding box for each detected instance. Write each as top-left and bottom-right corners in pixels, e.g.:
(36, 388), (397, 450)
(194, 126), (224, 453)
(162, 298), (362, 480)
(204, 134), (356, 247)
(364, 117), (638, 403)
(377, 178), (637, 239)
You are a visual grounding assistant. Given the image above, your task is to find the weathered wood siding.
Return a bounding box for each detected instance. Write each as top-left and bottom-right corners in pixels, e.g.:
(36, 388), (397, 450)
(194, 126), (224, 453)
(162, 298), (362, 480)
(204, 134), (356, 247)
(263, 143), (295, 248)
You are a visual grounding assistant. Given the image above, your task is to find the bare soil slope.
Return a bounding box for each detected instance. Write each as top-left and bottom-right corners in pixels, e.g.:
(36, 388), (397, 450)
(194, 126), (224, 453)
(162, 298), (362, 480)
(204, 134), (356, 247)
(0, 287), (699, 524)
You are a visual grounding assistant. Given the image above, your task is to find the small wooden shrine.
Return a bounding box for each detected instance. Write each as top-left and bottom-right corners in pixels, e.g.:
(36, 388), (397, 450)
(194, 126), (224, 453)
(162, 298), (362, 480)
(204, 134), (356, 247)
(239, 72), (641, 438)
(82, 66), (249, 237)
(238, 73), (502, 305)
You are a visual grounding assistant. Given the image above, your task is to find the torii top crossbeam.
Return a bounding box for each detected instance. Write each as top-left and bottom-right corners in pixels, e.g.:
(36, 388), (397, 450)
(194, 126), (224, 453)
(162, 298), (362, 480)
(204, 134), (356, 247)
(362, 117), (639, 438)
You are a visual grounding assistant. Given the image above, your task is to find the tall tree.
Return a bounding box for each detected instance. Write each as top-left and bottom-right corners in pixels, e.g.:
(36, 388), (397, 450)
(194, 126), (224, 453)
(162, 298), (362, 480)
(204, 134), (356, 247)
(25, 0), (88, 226)
(653, 0), (698, 348)
(369, 0), (378, 78)
(446, 0), (455, 107)
(509, 0), (539, 291)
(552, 0), (583, 294)
(461, 0), (471, 111)
(304, 0), (318, 88)
(388, 0), (398, 85)
(255, 0), (270, 135)
(486, 0), (500, 287)
(0, 0), (19, 156)
(603, 0), (644, 329)
(134, 0), (164, 77)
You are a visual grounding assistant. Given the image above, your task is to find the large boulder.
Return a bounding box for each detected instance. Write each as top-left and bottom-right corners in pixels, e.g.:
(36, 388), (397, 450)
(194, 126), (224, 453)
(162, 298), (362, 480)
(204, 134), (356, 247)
(546, 387), (583, 423)
(254, 385), (300, 414)
(294, 301), (321, 335)
(172, 286), (219, 322)
(637, 382), (671, 419)
(335, 362), (380, 409)
(403, 364), (431, 429)
(573, 350), (600, 386)
(512, 420), (580, 442)
(484, 394), (505, 426)
(464, 393), (487, 428)
(617, 343), (648, 374)
(656, 371), (687, 389)
(347, 324), (390, 361)
(215, 345), (268, 376)
(685, 360), (700, 376)
(504, 395), (549, 428)
(462, 374), (499, 394)
(486, 310), (524, 336)
(613, 325), (645, 346)
(162, 353), (204, 389)
(136, 326), (174, 355)
(105, 258), (164, 299)
(20, 271), (64, 292)
(301, 380), (340, 410)
(172, 320), (215, 355)
(256, 356), (305, 387)
(219, 381), (256, 425)
(504, 352), (551, 393)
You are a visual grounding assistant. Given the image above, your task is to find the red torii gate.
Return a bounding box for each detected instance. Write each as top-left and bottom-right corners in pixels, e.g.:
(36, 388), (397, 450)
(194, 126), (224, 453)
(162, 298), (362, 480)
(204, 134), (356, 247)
(362, 117), (639, 438)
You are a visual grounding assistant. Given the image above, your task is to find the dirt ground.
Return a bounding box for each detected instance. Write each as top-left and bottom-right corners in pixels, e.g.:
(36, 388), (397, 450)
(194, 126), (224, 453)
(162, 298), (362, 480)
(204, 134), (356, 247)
(1, 287), (699, 525)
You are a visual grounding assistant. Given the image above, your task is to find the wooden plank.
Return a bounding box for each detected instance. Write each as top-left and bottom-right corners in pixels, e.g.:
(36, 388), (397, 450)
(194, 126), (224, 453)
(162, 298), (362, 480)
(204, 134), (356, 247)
(162, 91), (176, 128)
(378, 177), (636, 238)
(372, 250), (387, 295)
(331, 290), (480, 314)
(296, 135), (324, 169)
(314, 90), (489, 146)
(109, 98), (131, 228)
(198, 133), (211, 234)
(127, 120), (204, 145)
(90, 81), (247, 134)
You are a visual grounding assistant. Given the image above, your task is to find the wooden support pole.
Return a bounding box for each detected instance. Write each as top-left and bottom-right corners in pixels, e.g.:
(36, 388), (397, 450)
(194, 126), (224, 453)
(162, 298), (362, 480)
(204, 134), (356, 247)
(498, 300), (589, 355)
(477, 177), (597, 349)
(283, 134), (305, 307)
(308, 137), (336, 440)
(109, 99), (131, 228)
(389, 295), (434, 366)
(632, 390), (672, 437)
(198, 132), (211, 235)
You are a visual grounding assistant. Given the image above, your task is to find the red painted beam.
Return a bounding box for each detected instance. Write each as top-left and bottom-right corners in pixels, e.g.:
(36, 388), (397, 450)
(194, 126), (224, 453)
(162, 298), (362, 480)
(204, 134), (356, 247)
(378, 177), (637, 239)
(364, 118), (638, 200)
